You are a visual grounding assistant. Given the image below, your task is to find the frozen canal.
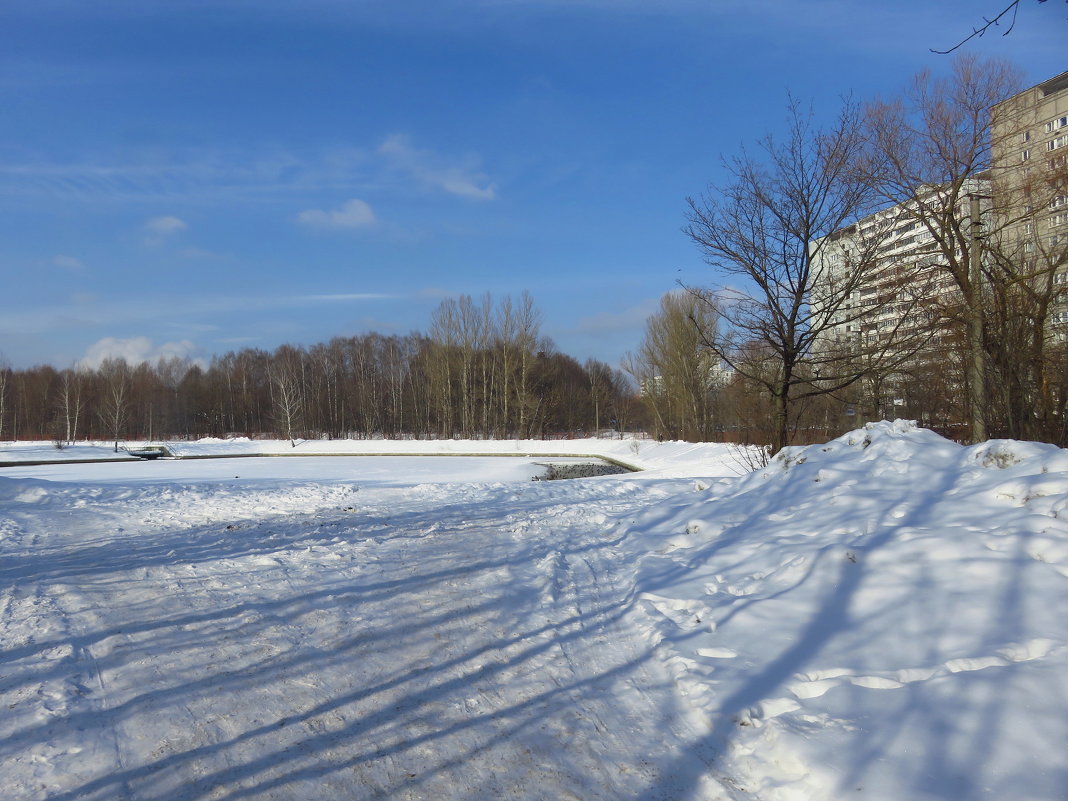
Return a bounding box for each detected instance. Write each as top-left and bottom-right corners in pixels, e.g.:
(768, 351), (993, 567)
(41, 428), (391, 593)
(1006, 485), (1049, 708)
(0, 455), (573, 486)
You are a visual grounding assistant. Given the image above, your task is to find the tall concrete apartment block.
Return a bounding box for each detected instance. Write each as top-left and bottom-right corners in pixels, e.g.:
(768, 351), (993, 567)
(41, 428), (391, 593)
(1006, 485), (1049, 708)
(991, 70), (1068, 333)
(812, 185), (984, 356)
(814, 70), (1068, 361)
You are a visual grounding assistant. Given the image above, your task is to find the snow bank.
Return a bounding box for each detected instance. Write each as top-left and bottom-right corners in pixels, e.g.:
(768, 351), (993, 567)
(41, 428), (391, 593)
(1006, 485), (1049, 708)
(622, 421), (1068, 800)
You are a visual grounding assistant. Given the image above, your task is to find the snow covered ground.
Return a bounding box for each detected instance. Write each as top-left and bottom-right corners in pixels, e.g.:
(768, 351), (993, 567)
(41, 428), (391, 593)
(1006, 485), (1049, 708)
(1, 422), (1066, 800)
(0, 436), (744, 476)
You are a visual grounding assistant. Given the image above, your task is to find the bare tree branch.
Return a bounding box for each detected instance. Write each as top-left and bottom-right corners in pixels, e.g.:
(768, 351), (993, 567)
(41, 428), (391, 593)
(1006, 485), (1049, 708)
(932, 0), (1056, 55)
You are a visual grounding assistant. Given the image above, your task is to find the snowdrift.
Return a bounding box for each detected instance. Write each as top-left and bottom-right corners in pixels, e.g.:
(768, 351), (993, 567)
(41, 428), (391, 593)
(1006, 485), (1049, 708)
(623, 420), (1068, 800)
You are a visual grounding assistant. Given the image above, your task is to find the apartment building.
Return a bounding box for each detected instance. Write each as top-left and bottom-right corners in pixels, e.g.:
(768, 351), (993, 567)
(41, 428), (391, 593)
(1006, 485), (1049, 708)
(990, 70), (1068, 338)
(812, 178), (989, 357)
(815, 70), (1068, 361)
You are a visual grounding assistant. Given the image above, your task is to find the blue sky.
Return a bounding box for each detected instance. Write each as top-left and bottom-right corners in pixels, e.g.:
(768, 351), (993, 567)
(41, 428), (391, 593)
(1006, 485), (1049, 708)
(0, 0), (1064, 370)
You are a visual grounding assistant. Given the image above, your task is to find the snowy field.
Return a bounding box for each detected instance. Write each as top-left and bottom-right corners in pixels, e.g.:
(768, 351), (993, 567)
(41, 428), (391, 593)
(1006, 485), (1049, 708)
(1, 423), (1067, 800)
(0, 456), (555, 486)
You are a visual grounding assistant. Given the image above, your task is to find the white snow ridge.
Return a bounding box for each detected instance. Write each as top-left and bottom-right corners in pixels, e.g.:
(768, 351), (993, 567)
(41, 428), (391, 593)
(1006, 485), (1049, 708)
(1, 422), (1067, 800)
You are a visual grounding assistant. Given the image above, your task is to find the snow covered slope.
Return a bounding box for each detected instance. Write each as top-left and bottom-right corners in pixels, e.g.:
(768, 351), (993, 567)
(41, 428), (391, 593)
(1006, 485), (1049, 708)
(1, 422), (1065, 800)
(621, 420), (1068, 800)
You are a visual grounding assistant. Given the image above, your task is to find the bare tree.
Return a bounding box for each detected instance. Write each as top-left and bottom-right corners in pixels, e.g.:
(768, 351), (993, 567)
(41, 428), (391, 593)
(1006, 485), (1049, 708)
(0, 358), (9, 441)
(866, 55), (1024, 442)
(584, 358), (614, 436)
(97, 358), (130, 452)
(625, 292), (724, 441)
(684, 98), (920, 453)
(984, 107), (1068, 442)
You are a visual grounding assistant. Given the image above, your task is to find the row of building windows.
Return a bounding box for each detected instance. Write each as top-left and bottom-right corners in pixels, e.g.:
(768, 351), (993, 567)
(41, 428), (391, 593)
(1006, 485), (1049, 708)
(1019, 117), (1068, 158)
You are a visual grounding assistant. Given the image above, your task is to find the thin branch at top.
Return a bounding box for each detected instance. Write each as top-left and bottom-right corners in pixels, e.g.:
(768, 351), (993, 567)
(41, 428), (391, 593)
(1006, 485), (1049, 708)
(931, 0), (1027, 55)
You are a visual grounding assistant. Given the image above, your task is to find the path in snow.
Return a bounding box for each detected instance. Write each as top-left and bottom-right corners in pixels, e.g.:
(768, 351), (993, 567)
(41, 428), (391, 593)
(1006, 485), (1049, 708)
(0, 475), (729, 801)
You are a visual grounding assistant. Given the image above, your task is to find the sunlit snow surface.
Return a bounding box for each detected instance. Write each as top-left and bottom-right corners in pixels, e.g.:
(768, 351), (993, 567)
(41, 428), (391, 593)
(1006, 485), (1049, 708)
(2, 425), (1067, 801)
(0, 455), (550, 486)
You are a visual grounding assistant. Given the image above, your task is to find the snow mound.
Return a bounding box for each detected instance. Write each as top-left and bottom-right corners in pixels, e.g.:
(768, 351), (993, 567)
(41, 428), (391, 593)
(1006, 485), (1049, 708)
(625, 422), (1068, 801)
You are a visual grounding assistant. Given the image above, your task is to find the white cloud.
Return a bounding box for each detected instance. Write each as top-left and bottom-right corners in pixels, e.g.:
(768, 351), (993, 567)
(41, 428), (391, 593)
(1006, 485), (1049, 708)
(144, 215), (188, 235)
(53, 254), (86, 271)
(78, 336), (202, 370)
(379, 134), (496, 201)
(297, 198), (378, 230)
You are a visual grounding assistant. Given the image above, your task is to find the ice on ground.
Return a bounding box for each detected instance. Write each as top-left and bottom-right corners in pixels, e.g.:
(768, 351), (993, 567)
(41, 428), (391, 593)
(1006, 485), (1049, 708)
(1, 423), (1067, 800)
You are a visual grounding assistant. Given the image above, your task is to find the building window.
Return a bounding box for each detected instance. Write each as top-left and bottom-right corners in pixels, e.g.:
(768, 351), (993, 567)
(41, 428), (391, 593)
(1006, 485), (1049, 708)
(1022, 148), (1031, 161)
(1051, 195), (1068, 210)
(1054, 272), (1067, 285)
(1052, 311), (1068, 325)
(1045, 116), (1068, 134)
(1023, 130), (1032, 143)
(1050, 213), (1068, 229)
(1047, 134), (1068, 152)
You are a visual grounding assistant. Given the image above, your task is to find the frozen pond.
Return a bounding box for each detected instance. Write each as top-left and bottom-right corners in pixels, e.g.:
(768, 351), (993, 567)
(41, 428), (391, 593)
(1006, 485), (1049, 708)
(0, 455), (608, 486)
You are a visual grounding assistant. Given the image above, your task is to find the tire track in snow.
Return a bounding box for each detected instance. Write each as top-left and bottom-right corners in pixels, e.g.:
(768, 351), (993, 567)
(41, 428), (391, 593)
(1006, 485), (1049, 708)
(2, 475), (738, 801)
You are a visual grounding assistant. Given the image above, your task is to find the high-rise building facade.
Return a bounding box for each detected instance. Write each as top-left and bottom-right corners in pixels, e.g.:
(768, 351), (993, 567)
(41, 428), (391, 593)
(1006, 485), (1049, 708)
(990, 70), (1068, 338)
(814, 70), (1068, 362)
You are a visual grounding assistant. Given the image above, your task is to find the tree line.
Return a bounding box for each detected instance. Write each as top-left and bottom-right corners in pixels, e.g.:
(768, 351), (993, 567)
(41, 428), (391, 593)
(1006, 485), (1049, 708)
(0, 293), (639, 446)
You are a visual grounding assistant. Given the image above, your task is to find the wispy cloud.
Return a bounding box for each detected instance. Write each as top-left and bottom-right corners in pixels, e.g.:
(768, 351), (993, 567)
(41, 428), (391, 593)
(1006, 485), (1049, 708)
(145, 215), (188, 235)
(181, 246), (227, 260)
(0, 290), (401, 337)
(53, 254), (86, 271)
(143, 214), (189, 246)
(572, 300), (659, 335)
(0, 138), (497, 206)
(0, 148), (368, 204)
(296, 198), (378, 230)
(298, 292), (395, 301)
(379, 134), (496, 201)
